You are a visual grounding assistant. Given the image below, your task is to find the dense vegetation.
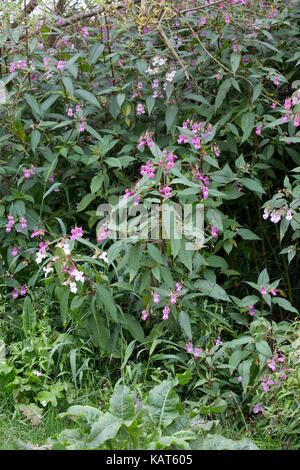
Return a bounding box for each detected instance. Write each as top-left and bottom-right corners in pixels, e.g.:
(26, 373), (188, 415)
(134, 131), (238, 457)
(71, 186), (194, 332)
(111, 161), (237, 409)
(0, 0), (299, 450)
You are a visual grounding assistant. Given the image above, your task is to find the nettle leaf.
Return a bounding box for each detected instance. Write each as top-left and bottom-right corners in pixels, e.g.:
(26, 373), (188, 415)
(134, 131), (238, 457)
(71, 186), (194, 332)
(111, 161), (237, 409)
(255, 340), (272, 358)
(215, 79), (232, 110)
(22, 296), (36, 336)
(252, 82), (263, 102)
(24, 93), (40, 116)
(272, 297), (298, 314)
(148, 243), (164, 265)
(109, 384), (135, 420)
(240, 113), (255, 143)
(89, 43), (105, 65)
(230, 52), (241, 74)
(75, 89), (100, 108)
(237, 228), (260, 240)
(178, 311), (192, 338)
(165, 104), (178, 132)
(257, 268), (269, 286)
(238, 358), (253, 391)
(196, 280), (230, 302)
(95, 284), (118, 322)
(240, 178), (266, 194)
(146, 380), (180, 427)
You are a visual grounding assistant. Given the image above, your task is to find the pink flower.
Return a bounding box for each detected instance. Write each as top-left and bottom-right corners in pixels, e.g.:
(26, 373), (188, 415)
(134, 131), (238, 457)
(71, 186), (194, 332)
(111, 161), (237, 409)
(273, 76), (280, 86)
(224, 15), (230, 24)
(12, 288), (18, 299)
(152, 291), (160, 304)
(256, 126), (262, 135)
(238, 376), (242, 383)
(193, 348), (200, 358)
(249, 305), (255, 316)
(270, 289), (277, 296)
(67, 108), (73, 117)
(20, 285), (27, 296)
(11, 247), (19, 257)
(70, 226), (83, 240)
(56, 60), (65, 70)
(141, 310), (149, 321)
(261, 286), (267, 295)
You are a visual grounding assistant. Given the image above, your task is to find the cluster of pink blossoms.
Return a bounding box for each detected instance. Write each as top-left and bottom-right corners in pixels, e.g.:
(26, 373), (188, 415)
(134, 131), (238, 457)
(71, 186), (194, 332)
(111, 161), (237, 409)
(210, 225), (219, 238)
(249, 305), (255, 316)
(56, 60), (66, 70)
(24, 167), (36, 179)
(70, 226), (83, 240)
(185, 340), (200, 358)
(162, 282), (183, 320)
(137, 132), (154, 150)
(177, 120), (216, 153)
(140, 160), (155, 179)
(159, 186), (172, 198)
(261, 286), (277, 296)
(9, 60), (27, 72)
(30, 228), (44, 238)
(12, 285), (27, 299)
(97, 226), (112, 243)
(263, 207), (293, 223)
(123, 188), (139, 206)
(67, 105), (81, 117)
(195, 171), (210, 200)
(6, 216), (15, 233)
(262, 353), (290, 393)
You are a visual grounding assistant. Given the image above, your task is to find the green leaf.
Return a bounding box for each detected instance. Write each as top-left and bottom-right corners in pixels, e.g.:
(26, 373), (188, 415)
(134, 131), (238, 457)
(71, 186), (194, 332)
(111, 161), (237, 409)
(146, 380), (180, 427)
(22, 296), (36, 336)
(24, 93), (40, 116)
(178, 311), (192, 338)
(240, 113), (255, 143)
(77, 193), (96, 212)
(255, 340), (272, 358)
(89, 43), (105, 65)
(215, 79), (231, 110)
(238, 228), (260, 240)
(165, 104), (178, 132)
(238, 359), (253, 391)
(230, 52), (241, 74)
(252, 82), (263, 102)
(272, 297), (298, 314)
(109, 384), (135, 420)
(95, 284), (118, 322)
(196, 280), (230, 302)
(119, 314), (145, 343)
(240, 178), (266, 194)
(31, 130), (41, 153)
(147, 243), (164, 265)
(75, 89), (100, 108)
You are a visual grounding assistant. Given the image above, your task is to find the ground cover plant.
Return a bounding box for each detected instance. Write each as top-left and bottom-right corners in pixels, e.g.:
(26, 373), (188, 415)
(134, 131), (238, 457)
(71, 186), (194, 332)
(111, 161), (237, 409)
(0, 0), (299, 451)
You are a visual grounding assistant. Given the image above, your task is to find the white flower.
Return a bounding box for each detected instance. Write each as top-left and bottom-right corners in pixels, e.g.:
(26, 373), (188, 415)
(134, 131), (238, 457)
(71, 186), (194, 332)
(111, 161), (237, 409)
(262, 209), (269, 220)
(73, 269), (84, 283)
(63, 243), (71, 255)
(41, 401), (47, 407)
(36, 252), (47, 264)
(270, 211), (281, 223)
(166, 71), (176, 82)
(286, 210), (293, 221)
(33, 370), (42, 376)
(99, 251), (109, 263)
(70, 282), (77, 294)
(43, 265), (54, 278)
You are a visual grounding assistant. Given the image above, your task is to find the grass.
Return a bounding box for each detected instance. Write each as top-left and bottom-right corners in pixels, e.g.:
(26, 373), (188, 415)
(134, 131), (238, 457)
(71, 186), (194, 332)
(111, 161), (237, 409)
(0, 410), (63, 450)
